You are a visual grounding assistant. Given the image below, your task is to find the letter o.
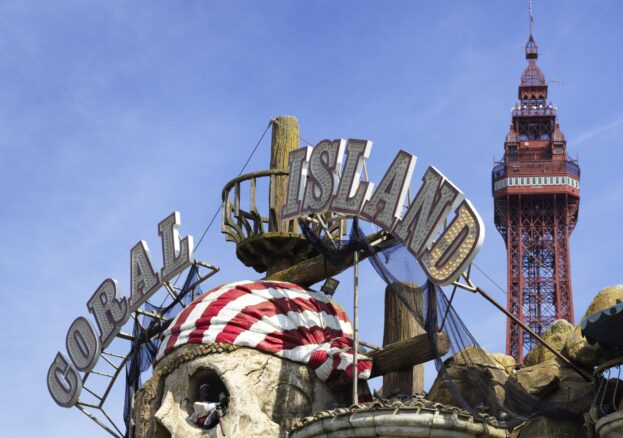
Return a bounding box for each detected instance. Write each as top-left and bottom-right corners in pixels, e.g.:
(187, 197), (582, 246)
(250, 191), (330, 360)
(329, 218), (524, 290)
(66, 317), (101, 372)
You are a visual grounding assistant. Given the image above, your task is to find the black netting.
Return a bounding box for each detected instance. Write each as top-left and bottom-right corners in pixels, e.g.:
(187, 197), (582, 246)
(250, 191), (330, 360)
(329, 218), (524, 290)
(300, 218), (584, 429)
(121, 218), (586, 435)
(123, 264), (206, 437)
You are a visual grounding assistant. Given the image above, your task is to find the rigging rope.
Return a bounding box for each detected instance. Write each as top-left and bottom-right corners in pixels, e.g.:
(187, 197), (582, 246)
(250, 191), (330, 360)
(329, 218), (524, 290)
(170, 119), (273, 289)
(270, 116), (315, 147)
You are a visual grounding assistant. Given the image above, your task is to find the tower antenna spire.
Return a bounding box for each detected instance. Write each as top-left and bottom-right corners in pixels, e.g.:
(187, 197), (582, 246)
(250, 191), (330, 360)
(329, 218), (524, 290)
(529, 0), (534, 36)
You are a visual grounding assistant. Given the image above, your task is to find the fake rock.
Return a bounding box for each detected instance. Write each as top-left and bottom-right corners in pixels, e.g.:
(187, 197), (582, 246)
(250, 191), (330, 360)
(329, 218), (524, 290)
(581, 285), (623, 321)
(523, 319), (574, 367)
(134, 345), (342, 438)
(563, 325), (597, 370)
(562, 285), (623, 370)
(513, 416), (585, 438)
(509, 359), (560, 397)
(428, 346), (509, 417)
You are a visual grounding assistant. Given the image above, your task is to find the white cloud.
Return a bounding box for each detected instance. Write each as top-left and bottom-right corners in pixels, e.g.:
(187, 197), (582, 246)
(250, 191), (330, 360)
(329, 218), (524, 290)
(571, 116), (623, 146)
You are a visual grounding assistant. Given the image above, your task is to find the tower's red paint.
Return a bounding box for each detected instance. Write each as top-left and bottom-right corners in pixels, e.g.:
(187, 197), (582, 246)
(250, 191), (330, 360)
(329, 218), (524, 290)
(492, 32), (580, 362)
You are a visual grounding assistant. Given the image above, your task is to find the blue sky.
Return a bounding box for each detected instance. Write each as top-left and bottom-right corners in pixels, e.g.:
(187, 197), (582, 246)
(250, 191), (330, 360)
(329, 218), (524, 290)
(1, 1), (622, 436)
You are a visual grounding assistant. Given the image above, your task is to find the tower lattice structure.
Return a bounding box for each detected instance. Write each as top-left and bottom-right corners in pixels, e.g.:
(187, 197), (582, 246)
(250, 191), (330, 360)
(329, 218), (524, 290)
(492, 32), (580, 362)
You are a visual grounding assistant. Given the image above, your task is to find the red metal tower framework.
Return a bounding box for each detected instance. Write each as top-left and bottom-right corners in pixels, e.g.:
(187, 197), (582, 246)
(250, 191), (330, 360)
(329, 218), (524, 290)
(492, 32), (580, 362)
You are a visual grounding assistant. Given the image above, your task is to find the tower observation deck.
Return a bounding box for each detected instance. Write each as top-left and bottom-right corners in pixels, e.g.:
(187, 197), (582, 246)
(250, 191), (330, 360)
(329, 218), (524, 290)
(492, 32), (580, 362)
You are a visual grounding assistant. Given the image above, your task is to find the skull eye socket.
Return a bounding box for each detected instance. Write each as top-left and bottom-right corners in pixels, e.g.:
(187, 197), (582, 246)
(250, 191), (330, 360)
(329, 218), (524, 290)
(155, 422), (172, 438)
(190, 368), (229, 406)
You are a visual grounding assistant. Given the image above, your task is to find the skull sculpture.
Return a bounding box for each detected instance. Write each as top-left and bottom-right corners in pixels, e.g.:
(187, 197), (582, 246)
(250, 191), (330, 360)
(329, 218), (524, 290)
(133, 281), (371, 437)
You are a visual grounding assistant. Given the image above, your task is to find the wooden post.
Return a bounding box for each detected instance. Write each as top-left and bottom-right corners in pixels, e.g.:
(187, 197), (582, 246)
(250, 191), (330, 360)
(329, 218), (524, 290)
(269, 116), (299, 234)
(382, 281), (425, 396)
(265, 116), (300, 276)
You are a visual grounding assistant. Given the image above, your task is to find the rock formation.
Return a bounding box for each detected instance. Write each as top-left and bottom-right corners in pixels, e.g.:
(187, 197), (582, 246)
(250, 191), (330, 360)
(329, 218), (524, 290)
(429, 285), (623, 438)
(428, 346), (511, 419)
(523, 319), (574, 367)
(133, 344), (344, 438)
(582, 285), (623, 319)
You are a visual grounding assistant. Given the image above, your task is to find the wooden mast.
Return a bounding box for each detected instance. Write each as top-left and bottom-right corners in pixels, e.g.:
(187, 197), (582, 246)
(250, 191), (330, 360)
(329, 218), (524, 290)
(382, 282), (425, 396)
(267, 116), (300, 275)
(269, 116), (299, 233)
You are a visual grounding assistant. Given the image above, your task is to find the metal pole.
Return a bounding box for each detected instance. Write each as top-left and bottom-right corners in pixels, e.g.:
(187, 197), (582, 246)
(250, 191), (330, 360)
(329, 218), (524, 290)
(352, 250), (359, 405)
(476, 286), (591, 381)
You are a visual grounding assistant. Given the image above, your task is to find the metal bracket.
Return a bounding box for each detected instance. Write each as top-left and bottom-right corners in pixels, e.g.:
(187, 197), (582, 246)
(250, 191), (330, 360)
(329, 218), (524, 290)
(72, 260), (220, 438)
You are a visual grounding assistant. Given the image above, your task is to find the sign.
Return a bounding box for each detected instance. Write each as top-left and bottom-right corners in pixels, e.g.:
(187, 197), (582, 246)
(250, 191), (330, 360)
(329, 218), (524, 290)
(46, 138), (484, 408)
(47, 212), (194, 408)
(282, 139), (485, 286)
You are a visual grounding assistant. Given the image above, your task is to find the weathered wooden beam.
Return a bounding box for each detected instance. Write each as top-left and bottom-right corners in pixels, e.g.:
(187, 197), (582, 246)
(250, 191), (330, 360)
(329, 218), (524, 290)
(269, 116), (299, 233)
(263, 231), (393, 287)
(267, 116), (300, 275)
(369, 331), (450, 378)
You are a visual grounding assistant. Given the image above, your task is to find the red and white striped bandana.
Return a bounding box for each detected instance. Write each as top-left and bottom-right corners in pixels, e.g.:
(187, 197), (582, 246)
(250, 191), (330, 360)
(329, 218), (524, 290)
(155, 280), (372, 382)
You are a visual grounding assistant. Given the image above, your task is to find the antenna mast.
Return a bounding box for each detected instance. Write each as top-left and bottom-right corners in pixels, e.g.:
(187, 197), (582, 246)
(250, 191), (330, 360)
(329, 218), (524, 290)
(529, 0), (534, 36)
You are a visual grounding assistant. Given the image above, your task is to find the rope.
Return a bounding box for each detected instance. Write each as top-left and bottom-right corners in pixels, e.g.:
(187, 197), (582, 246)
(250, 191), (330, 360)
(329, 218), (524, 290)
(472, 262), (548, 333)
(472, 262), (507, 296)
(191, 120), (273, 257)
(162, 119), (273, 301)
(270, 116), (315, 147)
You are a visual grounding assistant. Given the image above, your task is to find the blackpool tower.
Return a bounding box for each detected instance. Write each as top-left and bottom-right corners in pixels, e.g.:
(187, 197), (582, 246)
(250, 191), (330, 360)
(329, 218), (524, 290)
(492, 26), (580, 361)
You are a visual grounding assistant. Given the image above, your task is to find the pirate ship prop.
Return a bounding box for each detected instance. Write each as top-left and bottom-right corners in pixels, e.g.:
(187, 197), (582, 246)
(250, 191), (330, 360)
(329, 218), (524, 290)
(46, 21), (623, 438)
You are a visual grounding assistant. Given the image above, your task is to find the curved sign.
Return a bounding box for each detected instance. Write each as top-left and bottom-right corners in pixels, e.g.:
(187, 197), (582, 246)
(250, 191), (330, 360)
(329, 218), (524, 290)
(47, 212), (194, 407)
(47, 138), (485, 409)
(281, 139), (485, 286)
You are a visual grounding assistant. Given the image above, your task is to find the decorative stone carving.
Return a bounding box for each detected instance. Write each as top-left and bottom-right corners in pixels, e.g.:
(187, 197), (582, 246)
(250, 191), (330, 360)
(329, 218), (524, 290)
(133, 345), (343, 438)
(290, 396), (508, 438)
